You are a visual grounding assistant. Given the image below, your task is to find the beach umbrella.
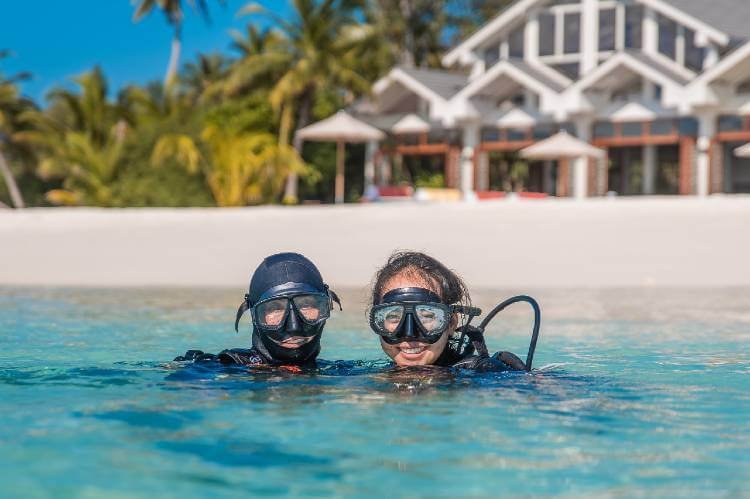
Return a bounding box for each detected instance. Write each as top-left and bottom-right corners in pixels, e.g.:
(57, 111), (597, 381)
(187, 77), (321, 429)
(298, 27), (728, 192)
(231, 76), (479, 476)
(296, 111), (385, 203)
(392, 114), (430, 134)
(734, 143), (750, 157)
(520, 130), (605, 160)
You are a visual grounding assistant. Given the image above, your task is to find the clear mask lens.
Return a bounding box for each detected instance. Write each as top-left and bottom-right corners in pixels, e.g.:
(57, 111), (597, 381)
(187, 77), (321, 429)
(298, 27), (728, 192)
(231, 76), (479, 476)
(254, 294), (331, 329)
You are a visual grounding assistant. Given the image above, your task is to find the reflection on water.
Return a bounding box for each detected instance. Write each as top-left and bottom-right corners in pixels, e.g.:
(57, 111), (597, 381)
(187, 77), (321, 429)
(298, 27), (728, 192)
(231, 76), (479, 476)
(0, 287), (749, 497)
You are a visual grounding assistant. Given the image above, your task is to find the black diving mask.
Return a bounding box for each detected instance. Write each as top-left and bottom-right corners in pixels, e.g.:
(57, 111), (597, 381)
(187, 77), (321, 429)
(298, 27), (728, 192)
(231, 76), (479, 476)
(369, 287), (481, 345)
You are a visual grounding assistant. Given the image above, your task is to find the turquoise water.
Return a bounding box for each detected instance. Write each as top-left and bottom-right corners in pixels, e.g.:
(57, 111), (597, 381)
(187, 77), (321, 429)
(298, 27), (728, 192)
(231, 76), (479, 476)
(1, 287), (749, 498)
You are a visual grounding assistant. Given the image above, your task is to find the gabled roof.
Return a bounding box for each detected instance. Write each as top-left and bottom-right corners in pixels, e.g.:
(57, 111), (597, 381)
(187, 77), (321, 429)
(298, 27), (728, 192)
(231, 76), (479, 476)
(396, 67), (469, 100)
(454, 59), (566, 102)
(651, 0), (750, 41)
(444, 0), (747, 69)
(372, 66), (468, 111)
(572, 51), (690, 94)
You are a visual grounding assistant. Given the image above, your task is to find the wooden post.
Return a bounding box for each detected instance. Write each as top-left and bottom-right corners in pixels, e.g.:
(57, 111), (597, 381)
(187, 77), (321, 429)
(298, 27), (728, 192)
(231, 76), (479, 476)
(679, 137), (695, 195)
(335, 140), (345, 203)
(557, 158), (569, 197)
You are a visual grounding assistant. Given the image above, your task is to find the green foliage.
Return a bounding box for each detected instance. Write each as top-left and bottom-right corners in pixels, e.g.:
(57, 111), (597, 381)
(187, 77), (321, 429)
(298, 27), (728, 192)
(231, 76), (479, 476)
(4, 0), (511, 207)
(415, 172), (445, 188)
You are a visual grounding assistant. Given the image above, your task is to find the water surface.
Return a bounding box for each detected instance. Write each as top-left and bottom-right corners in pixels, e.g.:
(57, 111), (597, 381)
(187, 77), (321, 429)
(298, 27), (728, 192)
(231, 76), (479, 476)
(1, 287), (748, 498)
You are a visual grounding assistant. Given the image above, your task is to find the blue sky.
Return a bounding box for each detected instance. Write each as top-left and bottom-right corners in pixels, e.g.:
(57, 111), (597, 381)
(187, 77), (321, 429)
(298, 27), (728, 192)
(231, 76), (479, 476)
(1, 0), (289, 105)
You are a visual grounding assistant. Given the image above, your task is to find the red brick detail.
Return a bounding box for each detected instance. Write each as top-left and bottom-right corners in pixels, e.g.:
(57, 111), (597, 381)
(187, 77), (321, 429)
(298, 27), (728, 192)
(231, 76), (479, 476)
(679, 137), (695, 195)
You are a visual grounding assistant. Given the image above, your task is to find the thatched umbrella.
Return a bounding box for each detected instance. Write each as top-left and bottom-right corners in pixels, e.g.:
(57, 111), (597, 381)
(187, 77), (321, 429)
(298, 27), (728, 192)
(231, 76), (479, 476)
(520, 130), (605, 160)
(734, 143), (750, 157)
(296, 111), (385, 203)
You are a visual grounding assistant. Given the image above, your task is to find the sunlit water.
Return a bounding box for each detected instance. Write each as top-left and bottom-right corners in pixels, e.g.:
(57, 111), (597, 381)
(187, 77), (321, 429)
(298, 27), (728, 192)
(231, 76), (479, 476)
(1, 287), (748, 498)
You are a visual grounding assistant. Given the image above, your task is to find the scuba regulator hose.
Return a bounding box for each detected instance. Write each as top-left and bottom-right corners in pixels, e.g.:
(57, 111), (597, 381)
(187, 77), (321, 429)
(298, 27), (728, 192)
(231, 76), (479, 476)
(460, 295), (541, 371)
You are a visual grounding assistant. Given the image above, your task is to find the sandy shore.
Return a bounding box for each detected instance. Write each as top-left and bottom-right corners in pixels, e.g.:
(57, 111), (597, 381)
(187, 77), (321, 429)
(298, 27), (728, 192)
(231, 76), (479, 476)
(1, 196), (749, 289)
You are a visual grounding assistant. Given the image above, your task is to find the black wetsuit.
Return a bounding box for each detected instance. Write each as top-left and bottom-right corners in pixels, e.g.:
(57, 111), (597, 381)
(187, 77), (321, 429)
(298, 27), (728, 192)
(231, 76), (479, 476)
(435, 346), (527, 372)
(174, 347), (272, 366)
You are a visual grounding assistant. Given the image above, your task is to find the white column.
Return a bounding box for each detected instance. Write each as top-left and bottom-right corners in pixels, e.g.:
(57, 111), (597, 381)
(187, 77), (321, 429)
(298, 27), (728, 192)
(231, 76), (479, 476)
(676, 25), (686, 67)
(573, 119), (592, 200)
(704, 45), (719, 70)
(460, 123), (479, 200)
(525, 9), (539, 62)
(364, 140), (377, 191)
(643, 7), (658, 56)
(643, 145), (657, 195)
(696, 113), (716, 197)
(581, 0), (599, 75)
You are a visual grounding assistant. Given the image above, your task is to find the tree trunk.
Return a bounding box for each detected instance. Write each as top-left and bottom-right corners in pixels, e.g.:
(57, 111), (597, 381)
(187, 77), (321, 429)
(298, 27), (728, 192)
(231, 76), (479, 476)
(399, 0), (416, 67)
(0, 149), (25, 208)
(283, 93), (313, 203)
(164, 25), (182, 87)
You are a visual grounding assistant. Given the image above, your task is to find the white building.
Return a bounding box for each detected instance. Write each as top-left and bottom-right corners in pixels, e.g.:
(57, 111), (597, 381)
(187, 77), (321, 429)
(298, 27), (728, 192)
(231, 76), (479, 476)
(353, 0), (750, 198)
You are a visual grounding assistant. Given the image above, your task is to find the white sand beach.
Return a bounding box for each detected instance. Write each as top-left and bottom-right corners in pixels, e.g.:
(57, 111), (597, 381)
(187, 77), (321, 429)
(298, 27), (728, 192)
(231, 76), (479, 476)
(1, 196), (749, 289)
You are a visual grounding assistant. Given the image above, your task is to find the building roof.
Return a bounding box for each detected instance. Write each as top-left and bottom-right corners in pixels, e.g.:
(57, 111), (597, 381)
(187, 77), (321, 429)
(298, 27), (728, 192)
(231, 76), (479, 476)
(626, 51), (691, 86)
(657, 0), (750, 41)
(397, 67), (469, 100)
(506, 59), (567, 93)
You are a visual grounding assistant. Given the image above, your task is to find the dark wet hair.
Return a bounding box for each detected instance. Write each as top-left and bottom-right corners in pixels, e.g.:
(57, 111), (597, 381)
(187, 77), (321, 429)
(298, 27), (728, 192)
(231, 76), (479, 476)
(370, 251), (474, 363)
(371, 250), (471, 307)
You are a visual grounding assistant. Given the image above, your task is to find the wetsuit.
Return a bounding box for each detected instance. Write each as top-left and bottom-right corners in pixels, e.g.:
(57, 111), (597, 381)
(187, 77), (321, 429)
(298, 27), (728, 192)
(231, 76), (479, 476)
(174, 348), (269, 366)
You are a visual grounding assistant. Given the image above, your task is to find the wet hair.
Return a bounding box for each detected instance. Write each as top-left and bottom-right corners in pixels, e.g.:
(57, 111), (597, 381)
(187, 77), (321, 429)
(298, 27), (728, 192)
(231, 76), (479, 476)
(371, 251), (471, 307)
(369, 250), (474, 363)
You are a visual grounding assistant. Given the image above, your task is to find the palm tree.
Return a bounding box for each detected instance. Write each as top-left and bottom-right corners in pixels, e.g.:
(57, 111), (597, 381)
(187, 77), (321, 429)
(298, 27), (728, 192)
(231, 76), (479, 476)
(367, 0), (448, 68)
(229, 0), (373, 202)
(151, 124), (312, 206)
(20, 67), (128, 206)
(132, 0), (224, 86)
(0, 52), (31, 208)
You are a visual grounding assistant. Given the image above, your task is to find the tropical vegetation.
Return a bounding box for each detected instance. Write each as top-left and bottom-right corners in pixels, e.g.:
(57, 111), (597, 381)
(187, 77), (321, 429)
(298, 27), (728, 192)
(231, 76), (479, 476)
(0, 0), (513, 208)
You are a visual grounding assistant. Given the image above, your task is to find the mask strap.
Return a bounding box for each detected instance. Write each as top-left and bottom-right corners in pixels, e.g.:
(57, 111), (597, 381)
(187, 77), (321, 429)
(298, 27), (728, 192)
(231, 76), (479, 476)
(326, 286), (343, 311)
(234, 294), (251, 333)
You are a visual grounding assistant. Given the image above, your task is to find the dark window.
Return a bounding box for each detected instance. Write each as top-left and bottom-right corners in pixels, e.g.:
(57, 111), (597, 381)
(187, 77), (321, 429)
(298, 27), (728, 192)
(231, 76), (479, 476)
(684, 28), (704, 71)
(599, 8), (616, 51)
(564, 13), (581, 54)
(532, 125), (555, 140)
(651, 119), (674, 136)
(658, 14), (677, 59)
(625, 5), (643, 49)
(622, 122), (643, 137)
(507, 129), (527, 142)
(482, 127), (500, 142)
(738, 79), (750, 94)
(654, 84), (663, 100)
(484, 45), (499, 68)
(718, 115), (744, 133)
(553, 63), (580, 80)
(509, 26), (525, 58)
(539, 13), (555, 56)
(594, 121), (615, 138)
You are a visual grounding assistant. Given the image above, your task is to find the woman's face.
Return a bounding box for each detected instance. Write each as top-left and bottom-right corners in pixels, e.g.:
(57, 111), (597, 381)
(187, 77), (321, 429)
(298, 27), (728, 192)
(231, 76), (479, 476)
(377, 271), (456, 367)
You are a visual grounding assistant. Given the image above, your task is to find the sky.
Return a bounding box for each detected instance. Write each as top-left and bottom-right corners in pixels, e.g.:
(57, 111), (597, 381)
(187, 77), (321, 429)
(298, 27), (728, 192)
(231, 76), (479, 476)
(1, 0), (290, 105)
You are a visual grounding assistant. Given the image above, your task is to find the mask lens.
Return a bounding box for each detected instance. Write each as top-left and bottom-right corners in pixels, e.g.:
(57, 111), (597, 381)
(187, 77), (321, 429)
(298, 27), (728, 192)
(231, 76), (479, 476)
(255, 298), (288, 328)
(292, 294), (330, 323)
(372, 304), (405, 335)
(415, 305), (449, 334)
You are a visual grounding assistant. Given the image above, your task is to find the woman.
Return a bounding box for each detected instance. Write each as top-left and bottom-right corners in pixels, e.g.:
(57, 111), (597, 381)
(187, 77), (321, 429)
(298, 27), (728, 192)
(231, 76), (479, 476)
(369, 251), (526, 371)
(175, 252), (341, 367)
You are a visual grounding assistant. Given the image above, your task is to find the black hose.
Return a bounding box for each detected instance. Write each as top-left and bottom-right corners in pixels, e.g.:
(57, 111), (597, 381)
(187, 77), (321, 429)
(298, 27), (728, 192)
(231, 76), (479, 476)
(478, 295), (541, 371)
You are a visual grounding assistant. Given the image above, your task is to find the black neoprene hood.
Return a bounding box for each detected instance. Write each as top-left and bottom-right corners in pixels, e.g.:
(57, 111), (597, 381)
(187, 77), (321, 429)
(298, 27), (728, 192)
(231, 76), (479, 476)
(247, 252), (326, 305)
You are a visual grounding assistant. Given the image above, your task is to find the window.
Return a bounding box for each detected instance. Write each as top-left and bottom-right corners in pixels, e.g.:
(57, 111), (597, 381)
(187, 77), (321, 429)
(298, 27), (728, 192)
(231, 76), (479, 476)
(539, 13), (555, 56)
(484, 45), (499, 68)
(599, 8), (616, 51)
(509, 26), (524, 58)
(552, 63), (580, 80)
(563, 12), (581, 54)
(658, 14), (677, 59)
(684, 28), (704, 72)
(625, 5), (643, 49)
(737, 79), (750, 94)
